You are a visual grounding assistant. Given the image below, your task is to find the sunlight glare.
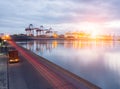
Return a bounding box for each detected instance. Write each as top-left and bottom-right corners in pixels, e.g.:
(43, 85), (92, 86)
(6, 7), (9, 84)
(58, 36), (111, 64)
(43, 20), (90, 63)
(80, 22), (101, 31)
(90, 31), (98, 39)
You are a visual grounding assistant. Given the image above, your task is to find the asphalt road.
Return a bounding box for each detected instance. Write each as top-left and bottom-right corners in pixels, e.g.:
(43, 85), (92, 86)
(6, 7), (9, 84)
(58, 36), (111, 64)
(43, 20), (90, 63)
(8, 55), (52, 89)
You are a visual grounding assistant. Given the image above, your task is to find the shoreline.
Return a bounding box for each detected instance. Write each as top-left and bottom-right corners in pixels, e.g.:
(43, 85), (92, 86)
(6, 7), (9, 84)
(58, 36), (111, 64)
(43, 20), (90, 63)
(11, 35), (115, 41)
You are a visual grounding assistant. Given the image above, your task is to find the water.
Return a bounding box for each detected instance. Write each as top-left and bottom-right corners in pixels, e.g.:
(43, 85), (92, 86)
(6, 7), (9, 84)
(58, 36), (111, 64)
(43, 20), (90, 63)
(17, 40), (120, 89)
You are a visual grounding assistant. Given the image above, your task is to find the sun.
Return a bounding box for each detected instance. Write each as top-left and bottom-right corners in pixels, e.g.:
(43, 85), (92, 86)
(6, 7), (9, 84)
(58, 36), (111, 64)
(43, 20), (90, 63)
(91, 32), (98, 38)
(90, 31), (100, 39)
(75, 22), (104, 39)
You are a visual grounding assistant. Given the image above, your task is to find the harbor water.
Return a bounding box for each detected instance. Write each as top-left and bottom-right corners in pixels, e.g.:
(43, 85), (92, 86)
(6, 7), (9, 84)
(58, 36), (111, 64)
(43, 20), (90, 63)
(17, 40), (120, 89)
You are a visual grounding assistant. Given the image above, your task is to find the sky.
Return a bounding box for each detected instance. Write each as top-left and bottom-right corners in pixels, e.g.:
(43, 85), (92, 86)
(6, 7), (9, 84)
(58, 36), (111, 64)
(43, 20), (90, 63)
(0, 0), (120, 35)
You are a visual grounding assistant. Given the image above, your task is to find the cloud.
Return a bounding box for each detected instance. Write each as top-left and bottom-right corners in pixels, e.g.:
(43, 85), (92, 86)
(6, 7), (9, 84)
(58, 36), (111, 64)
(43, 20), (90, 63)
(0, 0), (120, 34)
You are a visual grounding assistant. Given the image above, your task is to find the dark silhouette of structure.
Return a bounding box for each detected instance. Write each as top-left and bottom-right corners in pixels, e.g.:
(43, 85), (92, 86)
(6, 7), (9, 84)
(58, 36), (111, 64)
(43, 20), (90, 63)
(25, 24), (54, 37)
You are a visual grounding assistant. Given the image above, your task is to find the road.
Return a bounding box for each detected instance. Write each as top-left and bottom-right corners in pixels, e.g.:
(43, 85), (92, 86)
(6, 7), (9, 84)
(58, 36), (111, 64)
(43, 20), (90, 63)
(8, 55), (52, 89)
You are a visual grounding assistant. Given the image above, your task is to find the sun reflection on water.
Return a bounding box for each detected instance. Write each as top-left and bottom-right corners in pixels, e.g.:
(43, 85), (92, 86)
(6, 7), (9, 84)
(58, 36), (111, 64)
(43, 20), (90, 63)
(18, 40), (115, 53)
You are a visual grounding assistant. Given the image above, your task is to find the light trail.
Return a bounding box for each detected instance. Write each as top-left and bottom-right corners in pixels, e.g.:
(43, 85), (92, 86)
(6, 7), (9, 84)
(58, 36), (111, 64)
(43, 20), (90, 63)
(8, 40), (78, 89)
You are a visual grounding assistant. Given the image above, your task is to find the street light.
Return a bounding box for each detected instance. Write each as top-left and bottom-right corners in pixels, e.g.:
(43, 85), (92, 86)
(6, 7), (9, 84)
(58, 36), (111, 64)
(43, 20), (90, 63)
(2, 35), (10, 41)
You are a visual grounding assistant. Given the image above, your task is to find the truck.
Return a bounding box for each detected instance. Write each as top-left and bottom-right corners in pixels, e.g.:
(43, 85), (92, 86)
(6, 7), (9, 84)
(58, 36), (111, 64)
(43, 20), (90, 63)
(8, 50), (19, 63)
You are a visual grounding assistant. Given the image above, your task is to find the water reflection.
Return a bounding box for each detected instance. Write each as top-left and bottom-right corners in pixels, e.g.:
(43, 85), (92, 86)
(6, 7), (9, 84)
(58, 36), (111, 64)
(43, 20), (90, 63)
(17, 40), (120, 89)
(64, 40), (114, 49)
(19, 40), (115, 52)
